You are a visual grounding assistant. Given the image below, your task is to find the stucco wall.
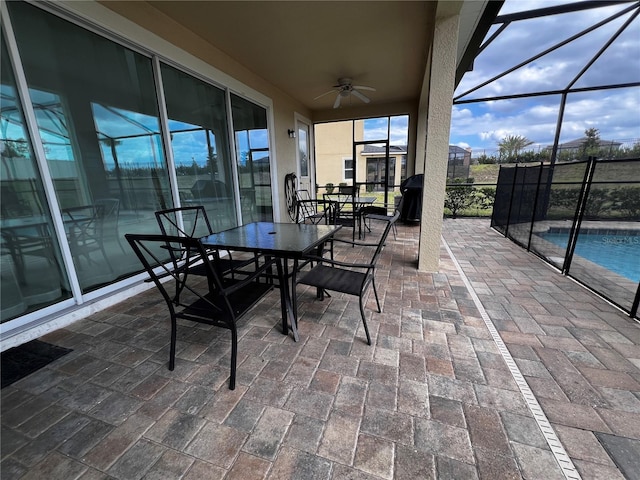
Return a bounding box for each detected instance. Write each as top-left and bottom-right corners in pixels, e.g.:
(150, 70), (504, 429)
(418, 13), (460, 272)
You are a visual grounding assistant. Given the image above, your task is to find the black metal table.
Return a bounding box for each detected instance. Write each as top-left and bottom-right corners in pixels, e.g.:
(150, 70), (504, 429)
(201, 222), (341, 341)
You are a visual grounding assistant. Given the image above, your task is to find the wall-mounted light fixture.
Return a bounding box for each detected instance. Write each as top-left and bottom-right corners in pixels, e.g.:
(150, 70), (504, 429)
(288, 129), (296, 138)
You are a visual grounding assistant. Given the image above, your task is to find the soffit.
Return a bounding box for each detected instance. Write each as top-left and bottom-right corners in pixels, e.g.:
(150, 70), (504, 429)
(144, 1), (435, 114)
(102, 1), (492, 117)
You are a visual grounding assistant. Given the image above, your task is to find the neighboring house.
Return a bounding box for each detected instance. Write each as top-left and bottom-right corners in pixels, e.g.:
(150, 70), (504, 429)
(314, 121), (406, 194)
(447, 145), (472, 179)
(449, 145), (472, 165)
(556, 137), (622, 154)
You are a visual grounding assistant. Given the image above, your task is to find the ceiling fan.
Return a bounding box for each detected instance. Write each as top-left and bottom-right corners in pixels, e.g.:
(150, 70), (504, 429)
(314, 78), (376, 108)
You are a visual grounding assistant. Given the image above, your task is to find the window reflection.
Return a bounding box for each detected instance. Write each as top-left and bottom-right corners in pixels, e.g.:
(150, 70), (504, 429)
(160, 64), (237, 231)
(1, 35), (72, 322)
(9, 0), (171, 294)
(231, 94), (272, 223)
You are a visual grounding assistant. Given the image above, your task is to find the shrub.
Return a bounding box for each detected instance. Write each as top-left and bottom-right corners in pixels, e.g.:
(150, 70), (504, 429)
(444, 179), (474, 218)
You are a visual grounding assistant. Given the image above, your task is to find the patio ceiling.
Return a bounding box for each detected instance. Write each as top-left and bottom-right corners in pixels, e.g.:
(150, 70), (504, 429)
(104, 1), (499, 118)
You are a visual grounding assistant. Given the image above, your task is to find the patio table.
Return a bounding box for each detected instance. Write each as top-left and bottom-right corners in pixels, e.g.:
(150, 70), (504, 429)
(201, 221), (341, 341)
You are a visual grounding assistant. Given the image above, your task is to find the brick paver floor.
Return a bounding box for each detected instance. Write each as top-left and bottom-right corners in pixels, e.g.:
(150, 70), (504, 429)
(1, 218), (638, 479)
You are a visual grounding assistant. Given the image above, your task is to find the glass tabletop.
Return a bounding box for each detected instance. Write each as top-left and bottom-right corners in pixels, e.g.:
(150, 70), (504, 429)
(200, 222), (341, 257)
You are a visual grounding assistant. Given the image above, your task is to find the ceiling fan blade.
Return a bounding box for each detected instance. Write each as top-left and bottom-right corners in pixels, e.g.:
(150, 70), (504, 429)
(314, 89), (337, 100)
(333, 93), (342, 109)
(353, 85), (376, 92)
(351, 89), (371, 104)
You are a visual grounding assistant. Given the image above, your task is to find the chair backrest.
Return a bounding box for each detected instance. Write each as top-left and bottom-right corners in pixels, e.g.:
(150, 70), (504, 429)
(323, 193), (356, 216)
(296, 189), (311, 201)
(155, 206), (214, 271)
(155, 206), (214, 239)
(94, 198), (120, 219)
(125, 233), (223, 311)
(94, 198), (120, 233)
(338, 184), (360, 196)
(296, 199), (336, 224)
(62, 204), (104, 241)
(369, 210), (400, 266)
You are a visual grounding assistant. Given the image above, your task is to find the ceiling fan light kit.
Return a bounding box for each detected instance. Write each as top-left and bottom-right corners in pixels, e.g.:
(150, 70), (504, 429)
(314, 77), (376, 108)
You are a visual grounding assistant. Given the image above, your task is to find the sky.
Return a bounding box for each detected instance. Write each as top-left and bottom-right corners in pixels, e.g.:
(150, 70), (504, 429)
(449, 0), (640, 157)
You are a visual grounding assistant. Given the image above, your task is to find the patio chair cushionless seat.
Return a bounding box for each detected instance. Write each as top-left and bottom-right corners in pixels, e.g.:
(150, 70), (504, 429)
(294, 210), (399, 345)
(126, 233), (278, 390)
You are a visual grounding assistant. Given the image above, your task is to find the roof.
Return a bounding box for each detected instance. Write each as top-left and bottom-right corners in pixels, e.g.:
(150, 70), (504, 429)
(361, 145), (408, 155)
(558, 137), (623, 148)
(449, 145), (471, 155)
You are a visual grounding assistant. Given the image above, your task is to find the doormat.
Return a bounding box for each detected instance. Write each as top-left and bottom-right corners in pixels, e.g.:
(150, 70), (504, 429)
(1, 339), (73, 389)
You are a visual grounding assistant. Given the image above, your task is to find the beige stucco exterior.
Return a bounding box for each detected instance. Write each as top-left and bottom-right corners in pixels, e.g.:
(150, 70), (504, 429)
(419, 12), (460, 272)
(314, 120), (405, 198)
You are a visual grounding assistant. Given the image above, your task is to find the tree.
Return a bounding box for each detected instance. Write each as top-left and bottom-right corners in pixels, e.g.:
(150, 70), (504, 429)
(581, 128), (600, 159)
(497, 135), (534, 162)
(1, 139), (30, 158)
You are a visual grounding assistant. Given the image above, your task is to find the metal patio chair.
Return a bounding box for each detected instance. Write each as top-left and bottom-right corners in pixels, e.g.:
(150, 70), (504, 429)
(155, 206), (258, 303)
(293, 210), (399, 345)
(126, 233), (278, 390)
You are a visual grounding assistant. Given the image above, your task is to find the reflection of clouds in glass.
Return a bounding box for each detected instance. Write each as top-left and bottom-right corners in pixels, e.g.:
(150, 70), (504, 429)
(92, 103), (160, 139)
(172, 130), (208, 166)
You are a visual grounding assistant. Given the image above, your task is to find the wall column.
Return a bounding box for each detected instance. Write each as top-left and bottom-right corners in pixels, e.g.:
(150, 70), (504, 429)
(418, 12), (459, 272)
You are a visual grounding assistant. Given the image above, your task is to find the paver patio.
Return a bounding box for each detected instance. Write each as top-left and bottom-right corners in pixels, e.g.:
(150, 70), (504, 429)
(1, 218), (639, 479)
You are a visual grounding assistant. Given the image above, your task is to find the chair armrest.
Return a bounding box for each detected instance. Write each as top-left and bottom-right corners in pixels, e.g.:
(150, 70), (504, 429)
(300, 255), (374, 270)
(331, 237), (380, 248)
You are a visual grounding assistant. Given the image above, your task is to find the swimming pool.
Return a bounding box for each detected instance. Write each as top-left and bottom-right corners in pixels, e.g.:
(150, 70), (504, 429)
(539, 231), (640, 282)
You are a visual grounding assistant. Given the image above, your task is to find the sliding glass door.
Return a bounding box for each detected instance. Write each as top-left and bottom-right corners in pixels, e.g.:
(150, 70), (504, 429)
(1, 34), (72, 322)
(2, 1), (275, 326)
(8, 1), (170, 294)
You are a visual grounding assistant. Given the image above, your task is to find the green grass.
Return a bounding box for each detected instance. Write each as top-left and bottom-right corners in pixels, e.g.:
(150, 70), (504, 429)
(469, 164), (500, 184)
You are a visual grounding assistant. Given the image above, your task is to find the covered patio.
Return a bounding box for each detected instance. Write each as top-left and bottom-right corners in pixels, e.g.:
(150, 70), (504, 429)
(2, 219), (638, 479)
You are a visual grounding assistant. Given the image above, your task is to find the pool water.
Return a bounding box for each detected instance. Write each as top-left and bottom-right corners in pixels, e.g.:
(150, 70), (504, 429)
(540, 232), (640, 282)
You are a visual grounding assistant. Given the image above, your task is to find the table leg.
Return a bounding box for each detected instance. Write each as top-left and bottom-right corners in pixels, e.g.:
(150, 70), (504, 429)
(277, 257), (299, 342)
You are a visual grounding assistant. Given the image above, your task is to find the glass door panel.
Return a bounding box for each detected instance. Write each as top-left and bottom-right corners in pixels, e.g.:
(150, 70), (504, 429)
(231, 94), (272, 223)
(1, 35), (72, 322)
(8, 1), (171, 293)
(160, 63), (237, 231)
(296, 119), (312, 197)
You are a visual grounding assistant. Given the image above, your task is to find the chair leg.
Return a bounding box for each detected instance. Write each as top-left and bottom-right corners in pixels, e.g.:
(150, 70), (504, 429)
(372, 278), (381, 313)
(229, 325), (237, 390)
(169, 318), (177, 370)
(359, 295), (372, 345)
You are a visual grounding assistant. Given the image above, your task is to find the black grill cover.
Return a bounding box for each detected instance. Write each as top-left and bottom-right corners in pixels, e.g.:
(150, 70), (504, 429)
(400, 174), (423, 222)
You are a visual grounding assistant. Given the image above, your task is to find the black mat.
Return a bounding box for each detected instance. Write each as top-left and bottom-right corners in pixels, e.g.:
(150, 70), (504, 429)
(596, 432), (640, 480)
(1, 339), (72, 389)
